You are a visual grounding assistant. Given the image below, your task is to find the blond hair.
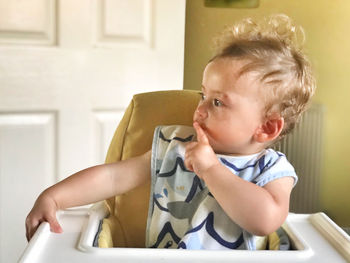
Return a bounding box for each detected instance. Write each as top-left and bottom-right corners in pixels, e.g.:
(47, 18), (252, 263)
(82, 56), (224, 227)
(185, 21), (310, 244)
(211, 14), (316, 138)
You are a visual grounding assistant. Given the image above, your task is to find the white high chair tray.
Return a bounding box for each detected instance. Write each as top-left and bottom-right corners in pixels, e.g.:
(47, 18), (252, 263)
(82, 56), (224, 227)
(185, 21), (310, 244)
(19, 203), (350, 263)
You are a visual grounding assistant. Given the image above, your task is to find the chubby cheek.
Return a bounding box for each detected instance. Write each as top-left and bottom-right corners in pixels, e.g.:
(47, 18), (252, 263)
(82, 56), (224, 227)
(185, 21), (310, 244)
(203, 124), (227, 146)
(205, 120), (248, 145)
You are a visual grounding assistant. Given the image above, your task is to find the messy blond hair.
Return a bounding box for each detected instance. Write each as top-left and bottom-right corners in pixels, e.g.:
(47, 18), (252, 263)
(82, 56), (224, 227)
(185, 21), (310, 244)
(211, 14), (316, 138)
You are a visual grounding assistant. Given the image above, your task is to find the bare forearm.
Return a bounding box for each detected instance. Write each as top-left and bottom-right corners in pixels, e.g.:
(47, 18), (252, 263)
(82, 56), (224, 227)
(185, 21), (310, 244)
(43, 164), (117, 209)
(26, 151), (150, 241)
(201, 164), (288, 236)
(43, 151), (151, 210)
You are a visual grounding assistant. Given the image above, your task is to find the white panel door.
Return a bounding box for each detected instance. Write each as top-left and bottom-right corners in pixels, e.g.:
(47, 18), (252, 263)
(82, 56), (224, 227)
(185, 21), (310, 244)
(0, 0), (186, 262)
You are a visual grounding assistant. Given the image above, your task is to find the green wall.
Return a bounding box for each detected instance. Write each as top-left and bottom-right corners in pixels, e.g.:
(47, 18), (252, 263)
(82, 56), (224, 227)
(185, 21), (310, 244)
(184, 0), (350, 226)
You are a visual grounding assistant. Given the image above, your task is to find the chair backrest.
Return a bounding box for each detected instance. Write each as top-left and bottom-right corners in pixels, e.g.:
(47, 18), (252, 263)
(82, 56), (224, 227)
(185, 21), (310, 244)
(104, 90), (200, 247)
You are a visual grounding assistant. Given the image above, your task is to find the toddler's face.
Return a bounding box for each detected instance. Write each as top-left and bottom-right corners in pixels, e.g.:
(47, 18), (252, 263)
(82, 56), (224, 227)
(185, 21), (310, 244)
(193, 58), (266, 155)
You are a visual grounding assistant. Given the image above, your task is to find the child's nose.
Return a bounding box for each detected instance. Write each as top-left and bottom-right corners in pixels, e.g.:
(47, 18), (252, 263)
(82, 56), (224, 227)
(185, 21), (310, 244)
(195, 102), (208, 120)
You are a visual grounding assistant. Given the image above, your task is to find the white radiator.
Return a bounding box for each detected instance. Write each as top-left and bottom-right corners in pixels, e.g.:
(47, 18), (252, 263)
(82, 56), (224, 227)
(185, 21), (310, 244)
(273, 104), (325, 213)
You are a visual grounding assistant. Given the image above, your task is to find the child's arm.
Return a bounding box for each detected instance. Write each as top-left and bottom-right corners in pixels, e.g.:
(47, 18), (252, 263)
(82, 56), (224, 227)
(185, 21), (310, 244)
(25, 150), (151, 241)
(185, 123), (293, 236)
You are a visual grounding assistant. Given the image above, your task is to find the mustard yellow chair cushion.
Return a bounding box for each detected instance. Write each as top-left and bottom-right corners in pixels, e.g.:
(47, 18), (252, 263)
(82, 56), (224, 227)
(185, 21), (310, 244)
(99, 90), (201, 248)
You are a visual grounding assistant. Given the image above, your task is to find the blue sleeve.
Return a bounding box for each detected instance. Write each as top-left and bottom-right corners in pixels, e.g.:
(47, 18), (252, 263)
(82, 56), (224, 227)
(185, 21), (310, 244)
(254, 152), (298, 188)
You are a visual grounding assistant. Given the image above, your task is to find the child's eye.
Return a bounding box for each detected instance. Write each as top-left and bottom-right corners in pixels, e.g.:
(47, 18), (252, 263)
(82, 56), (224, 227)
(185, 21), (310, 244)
(213, 98), (223, 107)
(199, 92), (206, 100)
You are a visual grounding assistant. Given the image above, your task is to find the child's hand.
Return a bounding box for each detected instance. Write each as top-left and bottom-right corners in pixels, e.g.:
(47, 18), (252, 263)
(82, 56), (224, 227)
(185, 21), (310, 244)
(25, 192), (63, 241)
(185, 122), (220, 178)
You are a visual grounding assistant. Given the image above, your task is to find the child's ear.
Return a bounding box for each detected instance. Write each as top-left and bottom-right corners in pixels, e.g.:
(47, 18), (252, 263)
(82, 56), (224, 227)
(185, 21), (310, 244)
(254, 116), (284, 143)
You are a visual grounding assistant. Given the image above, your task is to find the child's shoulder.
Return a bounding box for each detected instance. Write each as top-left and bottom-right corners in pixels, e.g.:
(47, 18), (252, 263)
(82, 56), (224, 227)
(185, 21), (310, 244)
(257, 148), (289, 166)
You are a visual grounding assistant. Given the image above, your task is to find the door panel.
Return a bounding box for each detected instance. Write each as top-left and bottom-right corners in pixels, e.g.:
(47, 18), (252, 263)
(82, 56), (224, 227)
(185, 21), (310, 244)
(0, 0), (186, 261)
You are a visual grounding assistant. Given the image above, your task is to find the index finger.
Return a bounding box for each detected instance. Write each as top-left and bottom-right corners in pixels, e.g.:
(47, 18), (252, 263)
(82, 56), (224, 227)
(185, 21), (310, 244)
(193, 122), (209, 145)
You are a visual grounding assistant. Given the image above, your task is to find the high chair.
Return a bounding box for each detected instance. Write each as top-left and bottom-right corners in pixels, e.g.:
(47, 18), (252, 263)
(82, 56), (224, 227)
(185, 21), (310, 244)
(19, 90), (350, 262)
